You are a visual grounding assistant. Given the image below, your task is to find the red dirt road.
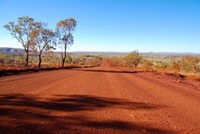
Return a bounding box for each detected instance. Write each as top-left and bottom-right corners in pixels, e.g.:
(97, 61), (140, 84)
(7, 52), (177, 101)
(0, 60), (200, 134)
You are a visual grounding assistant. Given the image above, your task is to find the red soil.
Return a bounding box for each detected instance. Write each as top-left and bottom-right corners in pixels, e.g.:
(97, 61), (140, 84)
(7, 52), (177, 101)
(0, 60), (200, 134)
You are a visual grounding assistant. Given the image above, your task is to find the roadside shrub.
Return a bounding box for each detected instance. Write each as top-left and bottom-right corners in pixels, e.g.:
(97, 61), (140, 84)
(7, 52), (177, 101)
(180, 56), (199, 73)
(79, 57), (86, 65)
(93, 56), (103, 66)
(0, 53), (14, 64)
(65, 54), (73, 63)
(72, 55), (102, 67)
(124, 50), (142, 68)
(196, 65), (200, 73)
(82, 56), (102, 67)
(72, 56), (86, 65)
(72, 57), (79, 64)
(170, 59), (181, 72)
(141, 59), (154, 70)
(154, 61), (170, 70)
(107, 57), (126, 67)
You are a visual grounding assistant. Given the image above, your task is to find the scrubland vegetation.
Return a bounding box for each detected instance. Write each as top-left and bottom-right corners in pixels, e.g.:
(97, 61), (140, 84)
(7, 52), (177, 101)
(107, 50), (200, 79)
(0, 53), (102, 70)
(1, 49), (199, 80)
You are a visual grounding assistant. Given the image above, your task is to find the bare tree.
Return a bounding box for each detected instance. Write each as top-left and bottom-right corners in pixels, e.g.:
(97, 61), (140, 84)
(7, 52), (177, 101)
(4, 16), (35, 66)
(56, 18), (77, 67)
(30, 22), (55, 68)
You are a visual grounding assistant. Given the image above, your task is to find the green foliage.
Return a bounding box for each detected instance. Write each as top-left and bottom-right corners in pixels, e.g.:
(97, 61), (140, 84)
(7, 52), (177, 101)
(196, 65), (200, 73)
(4, 16), (35, 66)
(56, 18), (77, 67)
(71, 55), (102, 67)
(170, 59), (181, 71)
(138, 56), (200, 74)
(0, 53), (25, 65)
(0, 53), (13, 64)
(169, 56), (200, 73)
(65, 54), (73, 63)
(79, 57), (86, 65)
(124, 50), (142, 67)
(4, 16), (77, 68)
(154, 61), (169, 70)
(141, 59), (154, 70)
(29, 22), (55, 68)
(88, 56), (103, 66)
(106, 57), (126, 67)
(180, 56), (199, 73)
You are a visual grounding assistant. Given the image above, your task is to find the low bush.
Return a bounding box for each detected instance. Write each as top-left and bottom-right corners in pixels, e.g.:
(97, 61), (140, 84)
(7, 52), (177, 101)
(180, 56), (199, 73)
(106, 57), (126, 67)
(140, 59), (154, 70)
(124, 50), (142, 68)
(170, 59), (181, 72)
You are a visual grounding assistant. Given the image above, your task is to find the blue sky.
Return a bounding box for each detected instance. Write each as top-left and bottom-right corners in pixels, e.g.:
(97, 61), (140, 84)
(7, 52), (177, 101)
(0, 0), (200, 53)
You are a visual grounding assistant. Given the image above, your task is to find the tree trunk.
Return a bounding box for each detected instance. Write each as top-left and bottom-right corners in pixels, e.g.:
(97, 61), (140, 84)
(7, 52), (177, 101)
(61, 44), (67, 68)
(62, 58), (65, 67)
(61, 53), (66, 67)
(38, 54), (42, 68)
(25, 50), (29, 66)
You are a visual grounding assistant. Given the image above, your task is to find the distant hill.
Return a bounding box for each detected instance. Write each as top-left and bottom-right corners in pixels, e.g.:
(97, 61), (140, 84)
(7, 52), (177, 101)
(0, 47), (24, 54)
(0, 47), (26, 57)
(0, 47), (199, 59)
(0, 47), (128, 57)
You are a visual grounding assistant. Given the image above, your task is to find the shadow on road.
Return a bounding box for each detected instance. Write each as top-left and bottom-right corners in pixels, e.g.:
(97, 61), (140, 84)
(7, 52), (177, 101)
(75, 68), (142, 74)
(0, 67), (76, 77)
(0, 94), (174, 134)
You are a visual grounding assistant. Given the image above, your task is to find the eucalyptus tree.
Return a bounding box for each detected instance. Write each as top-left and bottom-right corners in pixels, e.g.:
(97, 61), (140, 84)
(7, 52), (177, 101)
(56, 18), (77, 67)
(4, 16), (35, 66)
(125, 50), (143, 67)
(30, 22), (55, 68)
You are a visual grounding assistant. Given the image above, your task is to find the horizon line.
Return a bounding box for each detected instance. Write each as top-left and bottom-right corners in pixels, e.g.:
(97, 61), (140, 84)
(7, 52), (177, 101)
(0, 47), (200, 54)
